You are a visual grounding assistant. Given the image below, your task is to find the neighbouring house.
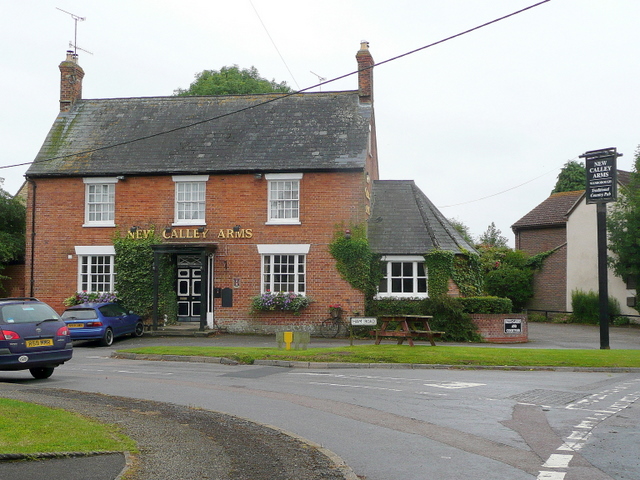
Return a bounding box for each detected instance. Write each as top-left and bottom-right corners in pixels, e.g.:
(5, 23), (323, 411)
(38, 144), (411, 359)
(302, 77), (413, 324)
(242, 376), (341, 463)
(511, 190), (584, 312)
(512, 171), (637, 320)
(23, 43), (473, 334)
(566, 171), (637, 319)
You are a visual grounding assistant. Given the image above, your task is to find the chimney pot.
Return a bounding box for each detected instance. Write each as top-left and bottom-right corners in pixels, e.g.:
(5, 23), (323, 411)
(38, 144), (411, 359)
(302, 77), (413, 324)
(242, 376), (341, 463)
(356, 41), (374, 104)
(59, 51), (84, 112)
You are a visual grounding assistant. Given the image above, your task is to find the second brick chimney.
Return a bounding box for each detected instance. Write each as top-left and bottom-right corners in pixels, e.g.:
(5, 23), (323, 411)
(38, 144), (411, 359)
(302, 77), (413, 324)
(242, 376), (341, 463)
(59, 51), (84, 112)
(356, 40), (374, 104)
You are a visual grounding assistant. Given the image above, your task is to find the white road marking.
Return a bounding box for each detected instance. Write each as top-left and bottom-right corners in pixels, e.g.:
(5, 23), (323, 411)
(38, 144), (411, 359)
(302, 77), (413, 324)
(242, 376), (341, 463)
(423, 381), (485, 389)
(308, 381), (403, 392)
(537, 472), (566, 480)
(542, 454), (573, 468)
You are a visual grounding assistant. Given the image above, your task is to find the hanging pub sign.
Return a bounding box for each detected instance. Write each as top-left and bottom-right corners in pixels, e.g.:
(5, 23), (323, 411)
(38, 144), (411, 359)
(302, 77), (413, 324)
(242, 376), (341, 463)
(583, 147), (619, 204)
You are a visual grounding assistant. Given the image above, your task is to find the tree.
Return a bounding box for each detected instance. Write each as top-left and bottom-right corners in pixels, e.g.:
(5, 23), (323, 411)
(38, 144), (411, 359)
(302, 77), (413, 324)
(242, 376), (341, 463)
(607, 146), (640, 308)
(0, 187), (26, 285)
(551, 160), (586, 194)
(174, 65), (292, 96)
(477, 222), (509, 248)
(448, 217), (474, 245)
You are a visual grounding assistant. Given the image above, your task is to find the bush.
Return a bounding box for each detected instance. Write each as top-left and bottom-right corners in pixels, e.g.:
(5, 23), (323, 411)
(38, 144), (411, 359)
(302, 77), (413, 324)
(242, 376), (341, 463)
(458, 296), (512, 314)
(571, 290), (621, 324)
(484, 266), (533, 312)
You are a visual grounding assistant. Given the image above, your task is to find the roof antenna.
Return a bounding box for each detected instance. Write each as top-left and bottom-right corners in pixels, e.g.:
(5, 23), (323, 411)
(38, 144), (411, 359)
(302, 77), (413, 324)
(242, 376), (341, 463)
(56, 7), (93, 55)
(310, 71), (326, 91)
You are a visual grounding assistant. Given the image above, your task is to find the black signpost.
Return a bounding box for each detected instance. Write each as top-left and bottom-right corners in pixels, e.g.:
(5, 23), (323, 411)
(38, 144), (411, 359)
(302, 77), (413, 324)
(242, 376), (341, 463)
(580, 147), (621, 349)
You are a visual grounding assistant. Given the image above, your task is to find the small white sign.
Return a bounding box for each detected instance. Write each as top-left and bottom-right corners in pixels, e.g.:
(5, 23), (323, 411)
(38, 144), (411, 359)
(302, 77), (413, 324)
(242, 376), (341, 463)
(350, 317), (377, 326)
(504, 318), (522, 333)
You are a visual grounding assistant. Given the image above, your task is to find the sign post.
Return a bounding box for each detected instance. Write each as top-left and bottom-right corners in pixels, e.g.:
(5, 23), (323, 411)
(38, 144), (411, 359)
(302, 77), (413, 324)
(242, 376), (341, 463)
(580, 147), (621, 349)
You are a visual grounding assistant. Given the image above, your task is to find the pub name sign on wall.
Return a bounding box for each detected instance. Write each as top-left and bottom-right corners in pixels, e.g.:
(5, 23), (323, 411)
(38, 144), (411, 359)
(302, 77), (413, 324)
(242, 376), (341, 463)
(582, 147), (620, 204)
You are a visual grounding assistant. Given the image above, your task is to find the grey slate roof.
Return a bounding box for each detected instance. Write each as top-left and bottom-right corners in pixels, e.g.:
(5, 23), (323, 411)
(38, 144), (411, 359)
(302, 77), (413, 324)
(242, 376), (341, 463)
(26, 91), (372, 178)
(368, 180), (477, 255)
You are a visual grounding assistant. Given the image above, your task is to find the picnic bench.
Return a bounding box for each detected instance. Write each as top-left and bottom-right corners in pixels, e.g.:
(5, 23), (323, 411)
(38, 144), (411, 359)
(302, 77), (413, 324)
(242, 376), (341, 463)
(371, 315), (445, 346)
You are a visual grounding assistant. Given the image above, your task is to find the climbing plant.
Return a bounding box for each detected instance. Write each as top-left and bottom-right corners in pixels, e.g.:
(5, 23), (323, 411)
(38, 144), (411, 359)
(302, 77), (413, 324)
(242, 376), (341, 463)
(424, 249), (483, 297)
(113, 232), (177, 323)
(328, 223), (381, 296)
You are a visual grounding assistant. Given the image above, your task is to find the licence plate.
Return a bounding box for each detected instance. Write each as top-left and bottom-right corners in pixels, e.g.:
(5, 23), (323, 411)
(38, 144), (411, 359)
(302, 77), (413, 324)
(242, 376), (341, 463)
(67, 323), (84, 328)
(26, 339), (54, 348)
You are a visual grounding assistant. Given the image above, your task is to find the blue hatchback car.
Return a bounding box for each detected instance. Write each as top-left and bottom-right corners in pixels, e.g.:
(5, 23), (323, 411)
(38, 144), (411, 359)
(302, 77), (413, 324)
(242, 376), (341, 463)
(0, 297), (73, 379)
(61, 302), (144, 346)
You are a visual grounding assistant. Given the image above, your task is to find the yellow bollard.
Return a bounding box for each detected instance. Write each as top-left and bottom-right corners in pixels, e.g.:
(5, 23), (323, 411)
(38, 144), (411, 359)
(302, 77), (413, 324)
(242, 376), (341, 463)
(283, 331), (294, 350)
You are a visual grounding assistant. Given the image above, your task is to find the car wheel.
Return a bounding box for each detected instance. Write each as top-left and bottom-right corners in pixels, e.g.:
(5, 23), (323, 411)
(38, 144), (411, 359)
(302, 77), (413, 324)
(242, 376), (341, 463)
(133, 321), (144, 337)
(29, 367), (54, 379)
(101, 327), (114, 346)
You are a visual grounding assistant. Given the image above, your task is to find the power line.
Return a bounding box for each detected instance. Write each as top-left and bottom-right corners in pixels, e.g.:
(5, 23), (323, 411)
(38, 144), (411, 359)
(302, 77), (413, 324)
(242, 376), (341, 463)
(0, 0), (551, 172)
(249, 0), (300, 90)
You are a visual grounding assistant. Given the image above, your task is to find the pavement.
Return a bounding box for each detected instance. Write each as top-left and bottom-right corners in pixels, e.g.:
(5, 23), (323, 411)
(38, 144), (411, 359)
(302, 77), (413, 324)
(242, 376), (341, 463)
(1, 322), (638, 480)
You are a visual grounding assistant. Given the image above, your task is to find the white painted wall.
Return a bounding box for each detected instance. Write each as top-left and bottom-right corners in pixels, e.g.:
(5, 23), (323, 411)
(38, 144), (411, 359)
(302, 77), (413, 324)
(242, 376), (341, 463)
(566, 196), (637, 318)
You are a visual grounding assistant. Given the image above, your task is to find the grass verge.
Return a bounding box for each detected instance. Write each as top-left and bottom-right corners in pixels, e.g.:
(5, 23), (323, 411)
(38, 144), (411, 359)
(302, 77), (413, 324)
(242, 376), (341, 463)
(0, 398), (136, 455)
(117, 345), (640, 368)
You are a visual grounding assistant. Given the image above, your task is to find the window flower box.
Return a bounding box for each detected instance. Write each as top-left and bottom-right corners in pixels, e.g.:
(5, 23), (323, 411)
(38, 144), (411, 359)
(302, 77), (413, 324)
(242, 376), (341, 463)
(251, 292), (311, 314)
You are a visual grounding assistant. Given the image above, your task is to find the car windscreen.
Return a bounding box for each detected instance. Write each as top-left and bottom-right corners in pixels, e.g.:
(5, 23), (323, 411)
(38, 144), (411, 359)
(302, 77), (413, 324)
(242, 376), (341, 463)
(0, 303), (61, 324)
(61, 309), (99, 321)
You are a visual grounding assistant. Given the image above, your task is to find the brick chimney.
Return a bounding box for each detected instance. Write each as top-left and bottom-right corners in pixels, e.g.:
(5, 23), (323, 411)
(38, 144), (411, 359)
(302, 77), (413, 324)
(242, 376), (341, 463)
(356, 40), (374, 104)
(59, 51), (84, 112)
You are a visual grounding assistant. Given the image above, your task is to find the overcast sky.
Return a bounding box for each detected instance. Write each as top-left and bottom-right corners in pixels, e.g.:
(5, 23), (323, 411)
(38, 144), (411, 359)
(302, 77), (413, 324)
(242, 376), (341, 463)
(2, 0), (639, 246)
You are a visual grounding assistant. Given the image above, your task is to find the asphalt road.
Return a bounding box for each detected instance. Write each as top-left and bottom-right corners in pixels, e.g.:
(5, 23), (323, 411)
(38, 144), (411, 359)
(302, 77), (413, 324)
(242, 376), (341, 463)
(1, 322), (639, 480)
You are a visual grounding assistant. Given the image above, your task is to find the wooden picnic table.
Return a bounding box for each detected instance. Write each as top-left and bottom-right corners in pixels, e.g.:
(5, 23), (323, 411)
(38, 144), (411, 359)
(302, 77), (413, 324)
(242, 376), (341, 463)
(371, 315), (444, 346)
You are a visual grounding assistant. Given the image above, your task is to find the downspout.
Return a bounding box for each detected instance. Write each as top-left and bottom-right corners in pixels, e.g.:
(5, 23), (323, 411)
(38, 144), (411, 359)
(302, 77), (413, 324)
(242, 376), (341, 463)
(27, 179), (36, 297)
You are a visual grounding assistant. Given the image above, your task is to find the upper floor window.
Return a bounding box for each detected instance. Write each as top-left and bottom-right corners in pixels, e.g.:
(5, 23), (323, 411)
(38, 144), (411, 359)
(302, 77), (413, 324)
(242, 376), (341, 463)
(83, 177), (117, 227)
(265, 173), (302, 224)
(377, 256), (428, 298)
(173, 175), (208, 225)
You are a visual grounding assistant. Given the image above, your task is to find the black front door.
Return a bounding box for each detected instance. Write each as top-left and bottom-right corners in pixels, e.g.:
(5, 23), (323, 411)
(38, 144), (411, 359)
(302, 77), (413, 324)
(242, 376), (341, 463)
(177, 255), (202, 322)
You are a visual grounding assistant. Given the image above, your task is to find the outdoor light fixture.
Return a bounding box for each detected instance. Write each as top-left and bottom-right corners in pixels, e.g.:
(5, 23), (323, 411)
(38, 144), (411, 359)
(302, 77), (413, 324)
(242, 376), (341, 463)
(130, 226), (138, 233)
(254, 173), (262, 179)
(116, 175), (126, 181)
(164, 227), (172, 235)
(197, 226), (206, 233)
(233, 225), (241, 233)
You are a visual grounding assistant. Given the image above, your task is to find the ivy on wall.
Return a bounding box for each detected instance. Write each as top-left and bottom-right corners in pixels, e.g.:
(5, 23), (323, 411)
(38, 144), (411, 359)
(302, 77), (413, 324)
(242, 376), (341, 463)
(328, 223), (382, 297)
(113, 232), (177, 324)
(424, 249), (483, 297)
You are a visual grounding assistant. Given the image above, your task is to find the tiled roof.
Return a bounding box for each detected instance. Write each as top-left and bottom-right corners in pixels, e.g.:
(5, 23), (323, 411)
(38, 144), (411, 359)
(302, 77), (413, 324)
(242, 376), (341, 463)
(368, 180), (477, 255)
(511, 190), (584, 231)
(26, 91), (371, 178)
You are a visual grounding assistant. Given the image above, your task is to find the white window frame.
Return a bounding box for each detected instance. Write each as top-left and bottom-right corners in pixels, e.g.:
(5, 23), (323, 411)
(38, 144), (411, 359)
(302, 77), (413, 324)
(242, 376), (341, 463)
(265, 173), (302, 225)
(74, 246), (116, 293)
(83, 177), (117, 227)
(376, 255), (428, 299)
(257, 244), (310, 294)
(172, 175), (209, 226)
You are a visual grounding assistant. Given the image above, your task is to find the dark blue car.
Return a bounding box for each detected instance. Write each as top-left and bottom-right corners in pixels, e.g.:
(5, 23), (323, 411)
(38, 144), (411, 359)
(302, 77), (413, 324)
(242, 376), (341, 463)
(61, 302), (144, 346)
(0, 297), (73, 379)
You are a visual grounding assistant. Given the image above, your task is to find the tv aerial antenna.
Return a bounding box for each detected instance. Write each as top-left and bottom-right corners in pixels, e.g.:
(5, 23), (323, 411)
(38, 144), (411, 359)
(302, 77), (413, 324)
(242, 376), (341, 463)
(310, 71), (326, 91)
(56, 7), (93, 55)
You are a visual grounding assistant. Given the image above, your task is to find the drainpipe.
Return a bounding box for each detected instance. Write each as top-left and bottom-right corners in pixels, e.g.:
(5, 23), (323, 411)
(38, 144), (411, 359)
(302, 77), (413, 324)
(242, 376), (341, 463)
(27, 179), (36, 297)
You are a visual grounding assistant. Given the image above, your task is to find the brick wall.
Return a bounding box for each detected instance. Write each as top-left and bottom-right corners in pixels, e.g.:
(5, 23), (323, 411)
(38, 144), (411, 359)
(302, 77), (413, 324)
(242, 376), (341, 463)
(516, 226), (567, 312)
(0, 264), (25, 297)
(470, 313), (528, 343)
(25, 171), (369, 333)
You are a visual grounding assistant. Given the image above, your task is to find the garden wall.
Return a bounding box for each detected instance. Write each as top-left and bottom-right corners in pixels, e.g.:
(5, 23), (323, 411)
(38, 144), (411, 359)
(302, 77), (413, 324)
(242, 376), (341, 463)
(470, 313), (528, 343)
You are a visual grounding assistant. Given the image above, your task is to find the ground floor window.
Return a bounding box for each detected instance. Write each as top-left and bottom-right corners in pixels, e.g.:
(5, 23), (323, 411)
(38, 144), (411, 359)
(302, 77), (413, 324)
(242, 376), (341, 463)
(257, 244), (310, 294)
(75, 246), (116, 293)
(377, 255), (428, 298)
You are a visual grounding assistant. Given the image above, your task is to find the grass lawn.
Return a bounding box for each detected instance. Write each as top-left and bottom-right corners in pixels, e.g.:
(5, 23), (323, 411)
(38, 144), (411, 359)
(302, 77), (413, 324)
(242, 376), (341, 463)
(117, 344), (640, 369)
(0, 398), (136, 455)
